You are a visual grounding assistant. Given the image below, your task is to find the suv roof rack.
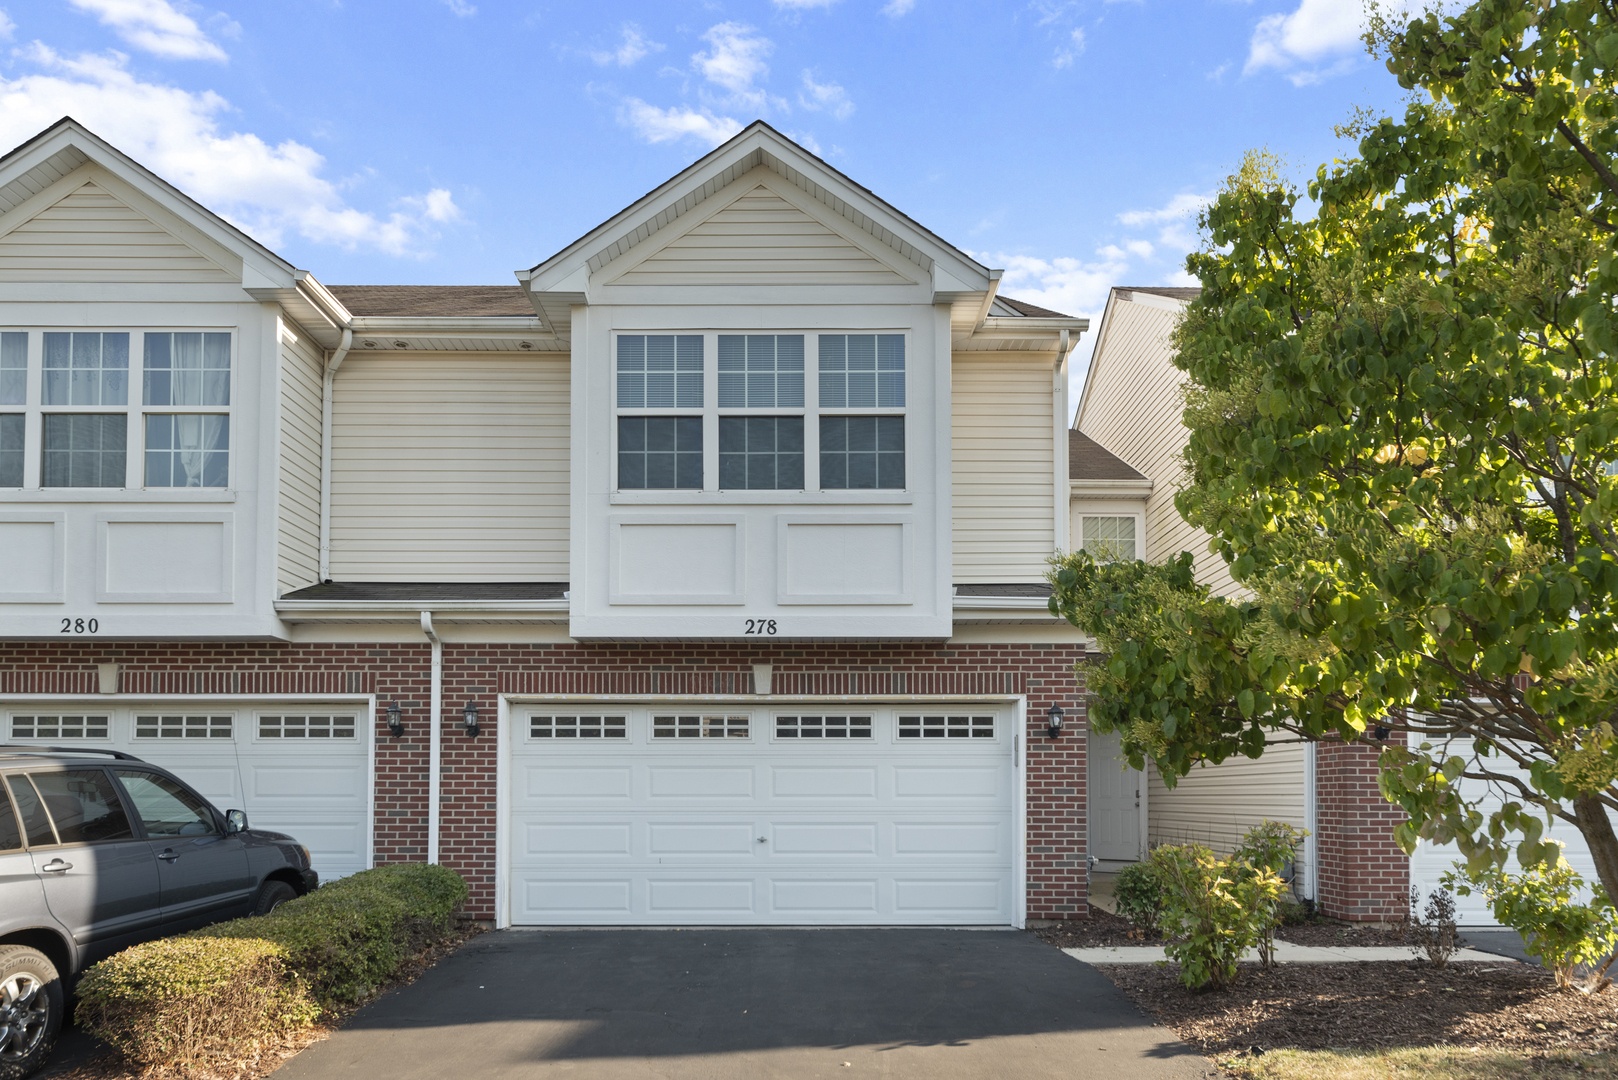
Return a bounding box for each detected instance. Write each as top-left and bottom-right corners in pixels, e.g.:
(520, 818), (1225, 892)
(0, 745), (144, 762)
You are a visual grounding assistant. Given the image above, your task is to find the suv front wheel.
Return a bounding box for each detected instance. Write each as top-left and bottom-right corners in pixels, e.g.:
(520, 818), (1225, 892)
(0, 945), (62, 1080)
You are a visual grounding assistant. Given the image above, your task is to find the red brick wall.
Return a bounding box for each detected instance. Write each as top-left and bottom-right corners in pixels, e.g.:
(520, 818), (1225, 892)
(1315, 739), (1409, 922)
(0, 638), (1089, 922)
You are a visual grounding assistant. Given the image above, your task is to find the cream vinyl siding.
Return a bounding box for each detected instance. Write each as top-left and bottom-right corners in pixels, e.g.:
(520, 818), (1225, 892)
(277, 322), (324, 595)
(1080, 297), (1234, 597)
(0, 180), (233, 283)
(611, 185), (912, 287)
(952, 352), (1056, 582)
(1147, 741), (1308, 857)
(329, 353), (569, 580)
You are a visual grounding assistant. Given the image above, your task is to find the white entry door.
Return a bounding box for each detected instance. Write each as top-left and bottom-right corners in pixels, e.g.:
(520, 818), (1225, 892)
(1088, 727), (1142, 862)
(3, 705), (371, 881)
(507, 705), (1016, 925)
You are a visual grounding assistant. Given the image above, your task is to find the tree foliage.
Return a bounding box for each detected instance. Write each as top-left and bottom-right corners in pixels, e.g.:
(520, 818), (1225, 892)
(1049, 0), (1618, 905)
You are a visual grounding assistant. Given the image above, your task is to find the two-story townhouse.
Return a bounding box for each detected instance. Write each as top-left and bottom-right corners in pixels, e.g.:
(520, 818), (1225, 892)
(0, 117), (1095, 928)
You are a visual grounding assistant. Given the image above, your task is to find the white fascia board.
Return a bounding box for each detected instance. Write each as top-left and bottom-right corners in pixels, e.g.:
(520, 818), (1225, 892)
(1, 120), (302, 285)
(979, 316), (1091, 336)
(951, 596), (1056, 611)
(1070, 479), (1153, 498)
(1124, 289), (1193, 312)
(523, 122), (991, 300)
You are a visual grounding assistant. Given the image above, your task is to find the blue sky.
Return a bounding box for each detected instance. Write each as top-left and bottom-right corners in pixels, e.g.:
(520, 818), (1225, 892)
(0, 0), (1412, 394)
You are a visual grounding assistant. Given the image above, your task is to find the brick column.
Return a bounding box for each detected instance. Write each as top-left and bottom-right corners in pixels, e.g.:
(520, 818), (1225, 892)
(1314, 739), (1408, 921)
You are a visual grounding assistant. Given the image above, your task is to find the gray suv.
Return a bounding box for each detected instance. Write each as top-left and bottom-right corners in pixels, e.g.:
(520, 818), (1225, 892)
(0, 746), (319, 1080)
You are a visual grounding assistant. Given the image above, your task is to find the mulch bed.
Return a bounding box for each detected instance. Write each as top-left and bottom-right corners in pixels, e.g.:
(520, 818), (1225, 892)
(1276, 922), (1412, 947)
(42, 920), (486, 1080)
(1032, 906), (1411, 949)
(1100, 960), (1618, 1056)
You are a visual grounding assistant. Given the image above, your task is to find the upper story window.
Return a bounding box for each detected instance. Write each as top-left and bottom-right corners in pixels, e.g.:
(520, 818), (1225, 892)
(1080, 515), (1137, 562)
(613, 330), (906, 494)
(0, 329), (233, 491)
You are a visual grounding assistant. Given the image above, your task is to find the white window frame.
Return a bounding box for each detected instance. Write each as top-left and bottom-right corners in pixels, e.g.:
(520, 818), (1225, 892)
(132, 712), (237, 741)
(0, 327), (236, 492)
(252, 711), (361, 743)
(610, 330), (908, 498)
(5, 711), (113, 742)
(523, 713), (630, 742)
(768, 711), (876, 742)
(892, 712), (1001, 743)
(1076, 513), (1143, 563)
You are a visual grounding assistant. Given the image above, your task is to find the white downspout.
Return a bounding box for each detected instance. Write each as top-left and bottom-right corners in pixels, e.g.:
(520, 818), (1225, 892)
(1303, 742), (1319, 903)
(421, 610), (442, 865)
(317, 327), (354, 583)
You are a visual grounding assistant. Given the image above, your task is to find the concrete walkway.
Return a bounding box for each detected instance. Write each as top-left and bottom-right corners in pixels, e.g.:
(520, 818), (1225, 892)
(1064, 941), (1512, 964)
(275, 928), (1221, 1080)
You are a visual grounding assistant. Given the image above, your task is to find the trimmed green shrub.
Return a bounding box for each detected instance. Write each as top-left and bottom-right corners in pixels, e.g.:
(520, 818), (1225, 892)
(78, 864), (469, 1073)
(1112, 860), (1164, 933)
(1149, 843), (1287, 991)
(76, 937), (319, 1069)
(1448, 854), (1618, 991)
(197, 864), (469, 1007)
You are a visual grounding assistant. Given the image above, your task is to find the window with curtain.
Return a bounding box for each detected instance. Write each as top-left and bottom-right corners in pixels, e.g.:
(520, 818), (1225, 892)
(43, 414), (126, 488)
(617, 335), (702, 408)
(820, 415), (904, 489)
(618, 416), (702, 489)
(719, 416), (804, 489)
(718, 335), (804, 407)
(818, 334), (904, 408)
(1081, 516), (1137, 562)
(144, 414), (229, 487)
(144, 333), (230, 406)
(43, 332), (128, 406)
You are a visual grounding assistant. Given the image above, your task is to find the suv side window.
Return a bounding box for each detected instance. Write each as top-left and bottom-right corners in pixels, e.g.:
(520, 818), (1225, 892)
(5, 775), (56, 847)
(0, 783), (20, 851)
(114, 771), (217, 837)
(26, 769), (135, 844)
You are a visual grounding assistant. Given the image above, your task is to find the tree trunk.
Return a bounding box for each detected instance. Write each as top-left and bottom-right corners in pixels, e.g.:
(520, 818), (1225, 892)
(1574, 793), (1618, 904)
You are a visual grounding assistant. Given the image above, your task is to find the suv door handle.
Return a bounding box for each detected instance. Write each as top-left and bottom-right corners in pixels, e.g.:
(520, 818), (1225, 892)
(157, 850), (180, 863)
(40, 859), (72, 873)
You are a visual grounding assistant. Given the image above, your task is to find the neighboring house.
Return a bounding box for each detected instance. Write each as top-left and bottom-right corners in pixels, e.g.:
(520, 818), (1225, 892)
(1074, 285), (1618, 926)
(0, 117), (1095, 928)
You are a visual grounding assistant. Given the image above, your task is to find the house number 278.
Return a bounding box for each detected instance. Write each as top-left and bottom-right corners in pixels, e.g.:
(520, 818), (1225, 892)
(744, 619), (778, 635)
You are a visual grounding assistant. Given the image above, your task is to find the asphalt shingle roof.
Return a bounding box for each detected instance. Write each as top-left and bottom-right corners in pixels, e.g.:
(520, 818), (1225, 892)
(1070, 431), (1148, 482)
(327, 285), (534, 318)
(280, 582), (567, 601)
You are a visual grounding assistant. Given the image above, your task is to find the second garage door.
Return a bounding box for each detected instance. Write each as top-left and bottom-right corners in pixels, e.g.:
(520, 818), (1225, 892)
(508, 704), (1017, 925)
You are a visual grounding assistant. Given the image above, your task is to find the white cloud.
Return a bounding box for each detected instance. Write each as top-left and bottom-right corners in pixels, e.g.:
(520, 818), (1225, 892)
(1117, 191), (1208, 226)
(786, 129), (823, 156)
(592, 24), (662, 67)
(0, 46), (461, 257)
(65, 0), (227, 61)
(693, 22), (771, 96)
(619, 98), (743, 147)
(1244, 0), (1362, 83)
(774, 0), (839, 7)
(1053, 26), (1084, 68)
(799, 71), (852, 120)
(0, 10), (15, 40)
(883, 0), (915, 13)
(441, 0), (476, 15)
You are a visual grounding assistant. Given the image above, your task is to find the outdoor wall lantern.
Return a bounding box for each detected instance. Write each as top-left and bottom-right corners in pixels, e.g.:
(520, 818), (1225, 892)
(463, 700), (481, 738)
(386, 699), (404, 740)
(1047, 703), (1065, 740)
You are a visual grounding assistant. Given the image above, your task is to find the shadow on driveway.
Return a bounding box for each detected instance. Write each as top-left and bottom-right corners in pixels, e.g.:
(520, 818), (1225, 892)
(275, 928), (1216, 1080)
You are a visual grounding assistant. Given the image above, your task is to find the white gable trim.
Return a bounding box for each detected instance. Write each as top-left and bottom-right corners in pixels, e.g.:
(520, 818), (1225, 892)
(521, 123), (990, 302)
(597, 168), (926, 287)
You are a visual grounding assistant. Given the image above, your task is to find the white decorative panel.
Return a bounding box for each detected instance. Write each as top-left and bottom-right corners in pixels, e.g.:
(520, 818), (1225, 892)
(610, 515), (744, 604)
(526, 767), (632, 799)
(648, 767), (754, 798)
(770, 767), (877, 798)
(771, 880), (879, 912)
(776, 517), (911, 604)
(895, 822), (1001, 854)
(526, 880), (633, 914)
(97, 513), (233, 603)
(894, 767), (999, 799)
(648, 822), (755, 855)
(647, 879), (756, 912)
(527, 823), (632, 856)
(893, 879), (1003, 912)
(252, 765), (362, 799)
(771, 823), (878, 855)
(0, 514), (64, 603)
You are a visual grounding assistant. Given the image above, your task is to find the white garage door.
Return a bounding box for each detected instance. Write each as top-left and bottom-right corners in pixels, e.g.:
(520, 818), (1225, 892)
(508, 705), (1017, 925)
(4, 705), (371, 880)
(1408, 738), (1613, 925)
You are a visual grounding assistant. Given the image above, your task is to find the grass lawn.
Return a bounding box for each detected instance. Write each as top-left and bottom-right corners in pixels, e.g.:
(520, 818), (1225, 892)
(1220, 1047), (1618, 1079)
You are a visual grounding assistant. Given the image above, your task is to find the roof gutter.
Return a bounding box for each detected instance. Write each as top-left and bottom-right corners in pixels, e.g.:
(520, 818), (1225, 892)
(317, 327), (354, 583)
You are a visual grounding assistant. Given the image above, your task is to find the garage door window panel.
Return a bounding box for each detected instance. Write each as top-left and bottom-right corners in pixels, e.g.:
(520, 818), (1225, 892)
(28, 769), (135, 844)
(9, 715), (110, 740)
(258, 715), (356, 740)
(775, 716), (873, 739)
(530, 716), (627, 739)
(135, 715), (233, 740)
(897, 715), (995, 739)
(115, 771), (217, 837)
(653, 715), (750, 739)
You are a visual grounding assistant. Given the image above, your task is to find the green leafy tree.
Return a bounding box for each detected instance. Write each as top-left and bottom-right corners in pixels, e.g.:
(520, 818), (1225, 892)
(1049, 0), (1618, 907)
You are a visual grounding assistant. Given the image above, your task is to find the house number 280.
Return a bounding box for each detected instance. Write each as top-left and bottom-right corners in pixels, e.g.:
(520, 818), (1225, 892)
(744, 619), (778, 635)
(61, 618), (99, 634)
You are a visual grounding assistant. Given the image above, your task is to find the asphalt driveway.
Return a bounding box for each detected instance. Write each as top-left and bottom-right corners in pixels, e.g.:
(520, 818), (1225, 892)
(275, 928), (1218, 1080)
